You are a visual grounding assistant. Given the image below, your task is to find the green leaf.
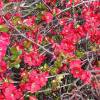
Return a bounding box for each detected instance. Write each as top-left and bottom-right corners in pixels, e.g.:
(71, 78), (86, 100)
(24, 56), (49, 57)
(12, 16), (21, 25)
(50, 67), (57, 75)
(66, 0), (69, 2)
(75, 50), (84, 58)
(36, 2), (46, 10)
(18, 50), (22, 55)
(3, 56), (9, 61)
(10, 47), (17, 54)
(0, 25), (9, 32)
(11, 54), (18, 61)
(15, 64), (20, 69)
(35, 15), (42, 24)
(10, 59), (21, 67)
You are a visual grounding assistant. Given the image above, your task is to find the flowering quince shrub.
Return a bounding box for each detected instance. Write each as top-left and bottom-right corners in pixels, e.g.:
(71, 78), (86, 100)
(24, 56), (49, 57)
(0, 0), (100, 99)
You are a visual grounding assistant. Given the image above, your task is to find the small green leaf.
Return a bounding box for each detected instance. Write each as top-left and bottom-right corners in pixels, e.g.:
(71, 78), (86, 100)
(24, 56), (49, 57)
(11, 55), (18, 61)
(50, 67), (57, 75)
(18, 50), (22, 55)
(3, 56), (9, 61)
(12, 16), (21, 25)
(0, 25), (9, 32)
(76, 50), (84, 58)
(36, 2), (46, 10)
(66, 0), (69, 2)
(15, 64), (20, 69)
(10, 59), (21, 67)
(10, 47), (17, 54)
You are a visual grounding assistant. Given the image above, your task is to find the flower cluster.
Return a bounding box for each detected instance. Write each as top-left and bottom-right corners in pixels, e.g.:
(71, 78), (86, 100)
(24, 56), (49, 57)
(0, 32), (10, 61)
(0, 82), (23, 100)
(20, 70), (49, 93)
(70, 59), (92, 84)
(0, 0), (99, 99)
(24, 51), (45, 67)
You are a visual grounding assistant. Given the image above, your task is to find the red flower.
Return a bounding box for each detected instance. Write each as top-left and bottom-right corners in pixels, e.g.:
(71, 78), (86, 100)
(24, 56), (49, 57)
(29, 96), (37, 100)
(52, 7), (61, 15)
(0, 43), (7, 61)
(23, 16), (36, 27)
(0, 32), (10, 61)
(80, 71), (92, 84)
(60, 39), (76, 53)
(29, 70), (39, 82)
(30, 72), (49, 93)
(24, 51), (45, 67)
(59, 18), (66, 25)
(42, 12), (53, 23)
(0, 60), (7, 73)
(39, 72), (49, 86)
(71, 67), (83, 78)
(0, 17), (4, 24)
(70, 59), (81, 69)
(93, 67), (100, 74)
(0, 94), (4, 99)
(30, 83), (41, 93)
(2, 83), (23, 100)
(0, 32), (10, 46)
(0, 0), (3, 9)
(4, 13), (12, 20)
(3, 84), (16, 100)
(29, 70), (49, 84)
(37, 34), (43, 44)
(22, 70), (49, 93)
(91, 81), (100, 89)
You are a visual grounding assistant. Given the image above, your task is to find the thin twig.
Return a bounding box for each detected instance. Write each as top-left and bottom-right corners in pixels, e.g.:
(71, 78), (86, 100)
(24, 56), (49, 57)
(57, 0), (99, 16)
(2, 16), (54, 56)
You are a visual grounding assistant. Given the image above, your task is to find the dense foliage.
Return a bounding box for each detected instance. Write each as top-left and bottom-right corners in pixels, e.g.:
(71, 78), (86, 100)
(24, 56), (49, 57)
(0, 0), (100, 100)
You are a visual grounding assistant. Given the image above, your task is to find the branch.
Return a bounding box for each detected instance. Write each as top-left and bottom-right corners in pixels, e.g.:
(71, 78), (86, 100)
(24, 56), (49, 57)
(57, 0), (99, 16)
(20, 0), (41, 8)
(2, 16), (54, 56)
